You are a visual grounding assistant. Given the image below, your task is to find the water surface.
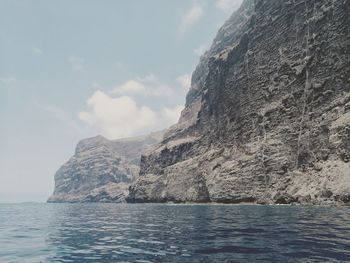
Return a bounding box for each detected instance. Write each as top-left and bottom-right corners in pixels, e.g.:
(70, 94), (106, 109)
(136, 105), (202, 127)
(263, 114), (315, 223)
(0, 203), (350, 262)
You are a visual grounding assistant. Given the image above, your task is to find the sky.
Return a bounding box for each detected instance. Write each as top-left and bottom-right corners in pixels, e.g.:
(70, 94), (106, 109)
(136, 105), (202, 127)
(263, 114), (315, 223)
(0, 0), (243, 203)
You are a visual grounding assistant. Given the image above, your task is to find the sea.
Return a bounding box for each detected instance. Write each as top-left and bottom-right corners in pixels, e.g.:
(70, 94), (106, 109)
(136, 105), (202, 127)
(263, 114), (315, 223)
(0, 203), (350, 262)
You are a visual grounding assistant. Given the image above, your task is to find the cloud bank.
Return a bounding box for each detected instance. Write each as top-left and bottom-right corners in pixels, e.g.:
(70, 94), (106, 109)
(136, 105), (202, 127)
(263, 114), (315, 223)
(79, 76), (185, 139)
(79, 91), (158, 139)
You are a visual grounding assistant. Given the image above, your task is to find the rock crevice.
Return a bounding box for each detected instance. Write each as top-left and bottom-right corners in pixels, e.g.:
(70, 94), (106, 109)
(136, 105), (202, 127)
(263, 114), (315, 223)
(128, 0), (350, 205)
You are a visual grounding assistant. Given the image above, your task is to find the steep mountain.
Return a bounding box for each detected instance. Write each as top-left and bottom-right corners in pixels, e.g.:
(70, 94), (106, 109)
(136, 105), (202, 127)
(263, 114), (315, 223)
(128, 0), (350, 205)
(48, 131), (163, 203)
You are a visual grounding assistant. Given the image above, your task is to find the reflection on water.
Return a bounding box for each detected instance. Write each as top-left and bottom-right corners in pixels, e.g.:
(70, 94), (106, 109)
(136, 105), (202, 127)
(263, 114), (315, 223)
(0, 203), (350, 262)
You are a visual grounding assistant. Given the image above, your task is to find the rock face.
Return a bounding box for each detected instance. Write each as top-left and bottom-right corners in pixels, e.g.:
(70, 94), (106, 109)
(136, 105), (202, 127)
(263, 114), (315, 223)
(48, 132), (163, 203)
(128, 0), (350, 205)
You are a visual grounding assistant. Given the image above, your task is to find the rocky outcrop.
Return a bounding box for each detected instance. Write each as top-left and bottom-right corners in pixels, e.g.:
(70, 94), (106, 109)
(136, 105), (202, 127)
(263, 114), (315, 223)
(48, 132), (163, 203)
(128, 0), (350, 205)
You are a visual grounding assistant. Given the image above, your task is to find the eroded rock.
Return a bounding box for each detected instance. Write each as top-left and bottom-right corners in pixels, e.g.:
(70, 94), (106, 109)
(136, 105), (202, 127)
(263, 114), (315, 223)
(128, 0), (350, 205)
(48, 132), (163, 203)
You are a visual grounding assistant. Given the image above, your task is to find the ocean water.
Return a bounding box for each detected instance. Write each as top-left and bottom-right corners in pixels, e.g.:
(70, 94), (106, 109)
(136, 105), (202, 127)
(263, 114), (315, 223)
(0, 204), (350, 262)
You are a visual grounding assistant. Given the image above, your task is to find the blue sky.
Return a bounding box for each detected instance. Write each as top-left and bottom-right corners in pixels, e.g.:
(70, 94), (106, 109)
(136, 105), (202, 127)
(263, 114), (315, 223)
(0, 0), (243, 202)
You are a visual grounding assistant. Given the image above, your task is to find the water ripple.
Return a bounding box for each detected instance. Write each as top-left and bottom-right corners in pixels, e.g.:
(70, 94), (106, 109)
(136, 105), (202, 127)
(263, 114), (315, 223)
(0, 203), (350, 262)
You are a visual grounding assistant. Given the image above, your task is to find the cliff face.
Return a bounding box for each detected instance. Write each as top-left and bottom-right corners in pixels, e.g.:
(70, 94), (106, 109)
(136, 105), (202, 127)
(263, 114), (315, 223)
(128, 0), (350, 205)
(48, 132), (163, 203)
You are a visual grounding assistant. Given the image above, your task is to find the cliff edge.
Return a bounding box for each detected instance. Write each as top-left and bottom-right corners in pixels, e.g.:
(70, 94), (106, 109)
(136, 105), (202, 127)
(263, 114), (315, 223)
(48, 132), (163, 203)
(128, 0), (350, 205)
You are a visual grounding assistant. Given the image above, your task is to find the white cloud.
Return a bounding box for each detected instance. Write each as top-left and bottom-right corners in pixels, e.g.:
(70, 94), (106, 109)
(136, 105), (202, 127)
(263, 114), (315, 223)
(78, 90), (158, 139)
(68, 56), (85, 72)
(32, 48), (43, 55)
(161, 105), (184, 125)
(179, 1), (204, 35)
(194, 44), (208, 57)
(215, 0), (243, 13)
(79, 72), (192, 139)
(113, 80), (146, 95)
(0, 77), (17, 85)
(177, 74), (191, 90)
(78, 90), (186, 139)
(113, 74), (173, 97)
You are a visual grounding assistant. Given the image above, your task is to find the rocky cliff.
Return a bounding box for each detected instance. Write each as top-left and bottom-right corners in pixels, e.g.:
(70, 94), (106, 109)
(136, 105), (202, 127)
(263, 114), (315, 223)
(128, 0), (350, 205)
(48, 132), (163, 203)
